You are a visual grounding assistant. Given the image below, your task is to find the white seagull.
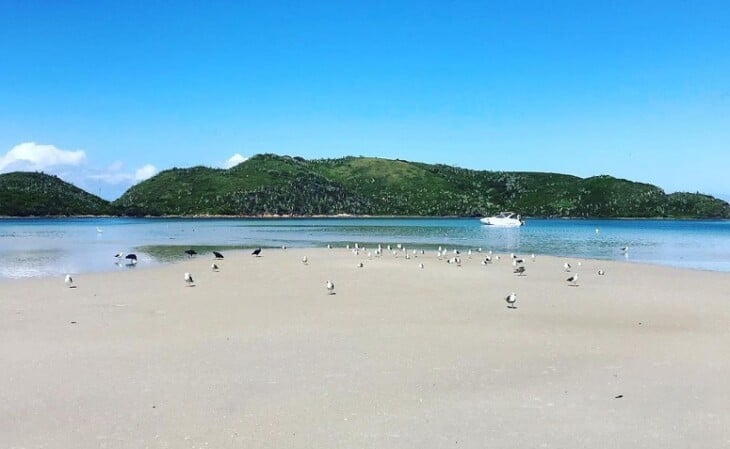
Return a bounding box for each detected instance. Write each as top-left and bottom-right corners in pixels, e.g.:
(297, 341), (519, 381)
(211, 263), (219, 272)
(419, 263), (424, 269)
(564, 262), (572, 272)
(505, 292), (517, 309)
(64, 274), (74, 288)
(184, 272), (195, 287)
(597, 269), (605, 276)
(302, 255), (308, 265)
(326, 280), (335, 295)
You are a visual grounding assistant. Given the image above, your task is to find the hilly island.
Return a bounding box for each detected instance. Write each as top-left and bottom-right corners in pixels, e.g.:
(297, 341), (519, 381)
(1, 154), (729, 218)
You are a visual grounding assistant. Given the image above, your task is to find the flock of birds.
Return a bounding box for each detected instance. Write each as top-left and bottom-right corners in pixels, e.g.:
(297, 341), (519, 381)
(64, 242), (631, 309)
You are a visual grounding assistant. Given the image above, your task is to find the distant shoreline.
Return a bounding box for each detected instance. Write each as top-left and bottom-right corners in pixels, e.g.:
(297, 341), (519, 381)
(1, 214), (727, 221)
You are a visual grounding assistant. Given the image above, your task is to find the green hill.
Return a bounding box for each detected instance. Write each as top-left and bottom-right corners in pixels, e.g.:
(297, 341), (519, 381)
(111, 154), (730, 218)
(0, 172), (110, 216)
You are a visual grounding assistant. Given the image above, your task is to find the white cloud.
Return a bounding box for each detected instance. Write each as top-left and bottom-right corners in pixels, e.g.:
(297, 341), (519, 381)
(0, 142), (86, 172)
(135, 164), (157, 181)
(87, 162), (157, 184)
(222, 153), (247, 169)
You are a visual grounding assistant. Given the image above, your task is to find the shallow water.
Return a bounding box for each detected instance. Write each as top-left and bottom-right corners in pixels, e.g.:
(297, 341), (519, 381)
(1, 217), (729, 279)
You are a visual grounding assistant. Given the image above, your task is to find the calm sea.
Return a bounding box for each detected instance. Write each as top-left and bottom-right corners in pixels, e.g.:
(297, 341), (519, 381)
(1, 217), (729, 279)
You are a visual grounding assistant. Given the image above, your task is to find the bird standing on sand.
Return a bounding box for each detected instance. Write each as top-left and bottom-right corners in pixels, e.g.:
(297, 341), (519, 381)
(419, 263), (424, 269)
(357, 262), (364, 268)
(564, 262), (572, 272)
(597, 269), (605, 276)
(513, 266), (526, 276)
(326, 280), (335, 295)
(213, 251), (224, 259)
(125, 254), (138, 265)
(65, 274), (74, 288)
(566, 273), (579, 286)
(302, 255), (308, 265)
(505, 292), (517, 309)
(211, 263), (219, 272)
(184, 272), (195, 287)
(251, 248), (262, 257)
(531, 254), (536, 262)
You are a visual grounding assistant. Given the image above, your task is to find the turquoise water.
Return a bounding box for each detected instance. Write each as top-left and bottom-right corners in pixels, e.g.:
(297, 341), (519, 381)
(1, 217), (729, 279)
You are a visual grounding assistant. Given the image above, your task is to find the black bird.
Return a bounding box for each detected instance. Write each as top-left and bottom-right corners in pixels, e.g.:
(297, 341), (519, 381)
(513, 266), (526, 276)
(125, 253), (138, 264)
(213, 251), (224, 260)
(185, 249), (197, 257)
(251, 248), (262, 257)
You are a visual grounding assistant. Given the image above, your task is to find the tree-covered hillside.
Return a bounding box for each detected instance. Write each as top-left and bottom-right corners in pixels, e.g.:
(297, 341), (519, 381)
(0, 172), (110, 216)
(111, 154), (730, 218)
(1, 157), (728, 218)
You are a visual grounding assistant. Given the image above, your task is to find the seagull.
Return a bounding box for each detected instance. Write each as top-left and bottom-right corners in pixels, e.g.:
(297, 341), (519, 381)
(251, 248), (262, 257)
(125, 253), (138, 264)
(114, 252), (124, 259)
(185, 249), (197, 257)
(326, 280), (335, 295)
(514, 258), (525, 264)
(531, 253), (536, 262)
(357, 262), (364, 268)
(564, 262), (572, 272)
(505, 292), (517, 309)
(597, 269), (605, 276)
(419, 263), (424, 269)
(327, 244), (332, 249)
(213, 251), (224, 259)
(281, 245), (287, 250)
(513, 266), (526, 276)
(64, 274), (75, 288)
(211, 263), (219, 272)
(184, 272), (195, 287)
(566, 273), (579, 286)
(302, 255), (308, 265)
(620, 246), (629, 253)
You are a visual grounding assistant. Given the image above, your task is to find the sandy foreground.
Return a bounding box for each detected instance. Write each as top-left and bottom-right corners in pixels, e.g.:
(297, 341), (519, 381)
(1, 247), (729, 449)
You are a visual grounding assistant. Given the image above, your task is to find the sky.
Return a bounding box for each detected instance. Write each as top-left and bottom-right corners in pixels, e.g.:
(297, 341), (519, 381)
(1, 0), (729, 201)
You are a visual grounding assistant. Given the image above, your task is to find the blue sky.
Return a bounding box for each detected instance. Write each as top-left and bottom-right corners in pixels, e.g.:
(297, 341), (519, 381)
(1, 0), (729, 200)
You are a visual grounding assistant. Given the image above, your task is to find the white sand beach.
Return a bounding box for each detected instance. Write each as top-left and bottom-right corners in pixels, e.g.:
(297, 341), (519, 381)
(2, 248), (729, 448)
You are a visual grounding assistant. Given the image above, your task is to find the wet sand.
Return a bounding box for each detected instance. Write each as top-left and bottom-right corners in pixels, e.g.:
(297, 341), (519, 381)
(2, 248), (729, 448)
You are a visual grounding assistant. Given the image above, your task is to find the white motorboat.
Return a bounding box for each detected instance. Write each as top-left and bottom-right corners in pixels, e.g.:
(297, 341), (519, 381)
(479, 212), (524, 227)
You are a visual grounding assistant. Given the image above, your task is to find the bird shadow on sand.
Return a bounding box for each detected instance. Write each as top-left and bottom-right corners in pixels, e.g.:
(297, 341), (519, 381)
(69, 286), (78, 289)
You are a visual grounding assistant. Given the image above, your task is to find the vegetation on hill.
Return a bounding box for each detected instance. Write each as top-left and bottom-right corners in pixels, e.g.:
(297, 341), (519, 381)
(0, 172), (110, 216)
(111, 154), (730, 218)
(2, 156), (728, 218)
